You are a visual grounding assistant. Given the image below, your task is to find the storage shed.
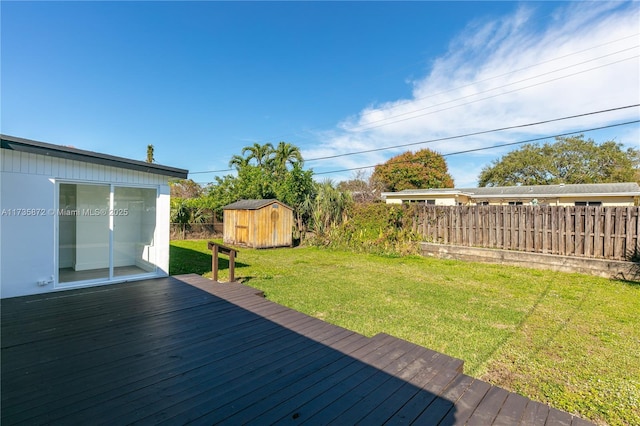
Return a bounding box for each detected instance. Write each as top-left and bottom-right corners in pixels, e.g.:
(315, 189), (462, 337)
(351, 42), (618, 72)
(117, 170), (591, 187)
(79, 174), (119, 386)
(0, 134), (188, 298)
(223, 199), (293, 248)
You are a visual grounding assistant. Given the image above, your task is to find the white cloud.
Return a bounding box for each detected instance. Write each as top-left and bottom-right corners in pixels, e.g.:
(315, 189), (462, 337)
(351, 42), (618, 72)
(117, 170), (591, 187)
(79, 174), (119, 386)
(311, 1), (640, 187)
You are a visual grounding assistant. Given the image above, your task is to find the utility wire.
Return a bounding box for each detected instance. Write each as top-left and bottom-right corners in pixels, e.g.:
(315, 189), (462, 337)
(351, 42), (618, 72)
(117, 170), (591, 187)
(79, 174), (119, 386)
(248, 33), (640, 145)
(347, 54), (640, 132)
(313, 120), (640, 175)
(306, 104), (640, 161)
(190, 167), (234, 175)
(189, 104), (640, 174)
(243, 53), (638, 150)
(354, 34), (640, 121)
(349, 46), (639, 131)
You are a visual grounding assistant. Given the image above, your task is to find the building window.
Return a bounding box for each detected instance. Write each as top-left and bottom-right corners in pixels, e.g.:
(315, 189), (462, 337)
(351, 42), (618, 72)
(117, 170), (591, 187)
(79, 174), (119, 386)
(476, 201), (489, 206)
(406, 200), (435, 205)
(508, 201), (523, 206)
(575, 201), (602, 206)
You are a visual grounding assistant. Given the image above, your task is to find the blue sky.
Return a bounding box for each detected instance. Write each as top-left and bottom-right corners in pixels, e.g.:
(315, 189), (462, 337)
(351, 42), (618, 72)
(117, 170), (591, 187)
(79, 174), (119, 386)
(2, 1), (639, 187)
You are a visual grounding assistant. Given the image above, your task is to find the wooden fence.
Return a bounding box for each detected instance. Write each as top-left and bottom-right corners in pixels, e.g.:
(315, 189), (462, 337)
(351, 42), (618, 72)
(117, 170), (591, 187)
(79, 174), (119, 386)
(415, 205), (640, 261)
(170, 223), (223, 240)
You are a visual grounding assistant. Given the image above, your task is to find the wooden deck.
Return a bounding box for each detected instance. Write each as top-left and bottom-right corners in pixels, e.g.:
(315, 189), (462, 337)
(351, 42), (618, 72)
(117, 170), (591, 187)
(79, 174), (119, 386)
(1, 274), (593, 425)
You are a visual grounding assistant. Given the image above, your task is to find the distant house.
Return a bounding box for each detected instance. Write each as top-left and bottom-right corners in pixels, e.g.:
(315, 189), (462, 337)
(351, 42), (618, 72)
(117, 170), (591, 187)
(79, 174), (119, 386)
(0, 134), (188, 298)
(381, 182), (640, 207)
(223, 199), (293, 248)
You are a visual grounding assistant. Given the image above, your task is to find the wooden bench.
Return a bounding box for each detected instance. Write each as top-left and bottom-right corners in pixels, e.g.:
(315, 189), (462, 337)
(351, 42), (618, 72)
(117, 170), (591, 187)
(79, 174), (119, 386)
(207, 241), (239, 282)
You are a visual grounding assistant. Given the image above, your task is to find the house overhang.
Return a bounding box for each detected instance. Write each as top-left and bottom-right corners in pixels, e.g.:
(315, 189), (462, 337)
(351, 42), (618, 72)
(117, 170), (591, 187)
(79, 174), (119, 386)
(466, 192), (640, 199)
(381, 191), (465, 199)
(382, 188), (640, 201)
(1, 134), (189, 179)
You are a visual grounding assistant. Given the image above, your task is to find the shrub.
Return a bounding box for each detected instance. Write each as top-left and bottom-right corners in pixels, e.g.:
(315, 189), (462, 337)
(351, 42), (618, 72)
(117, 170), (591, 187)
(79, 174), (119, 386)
(306, 203), (422, 256)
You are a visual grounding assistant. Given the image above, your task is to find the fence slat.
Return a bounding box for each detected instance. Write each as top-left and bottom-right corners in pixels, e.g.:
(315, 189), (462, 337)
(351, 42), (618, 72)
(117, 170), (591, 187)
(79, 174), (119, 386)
(614, 208), (624, 260)
(541, 207), (548, 254)
(584, 207), (593, 257)
(625, 207), (636, 261)
(593, 207), (602, 258)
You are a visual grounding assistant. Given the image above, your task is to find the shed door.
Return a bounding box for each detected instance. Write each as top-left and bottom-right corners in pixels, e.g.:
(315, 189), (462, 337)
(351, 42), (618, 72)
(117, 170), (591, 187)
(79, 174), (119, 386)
(235, 210), (249, 244)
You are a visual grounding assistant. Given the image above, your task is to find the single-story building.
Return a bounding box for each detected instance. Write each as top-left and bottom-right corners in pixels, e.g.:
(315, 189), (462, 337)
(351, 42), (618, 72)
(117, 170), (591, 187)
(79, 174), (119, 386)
(381, 182), (640, 207)
(223, 199), (293, 248)
(0, 134), (188, 298)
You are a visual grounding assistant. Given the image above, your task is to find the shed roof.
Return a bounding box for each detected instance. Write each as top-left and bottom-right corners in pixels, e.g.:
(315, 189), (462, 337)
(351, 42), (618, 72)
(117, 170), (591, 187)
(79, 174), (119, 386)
(223, 199), (292, 210)
(1, 134), (189, 179)
(383, 182), (640, 199)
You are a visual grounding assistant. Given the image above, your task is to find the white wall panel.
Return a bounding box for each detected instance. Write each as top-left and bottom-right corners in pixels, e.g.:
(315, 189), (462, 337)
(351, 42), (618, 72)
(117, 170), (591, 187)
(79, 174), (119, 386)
(0, 172), (56, 298)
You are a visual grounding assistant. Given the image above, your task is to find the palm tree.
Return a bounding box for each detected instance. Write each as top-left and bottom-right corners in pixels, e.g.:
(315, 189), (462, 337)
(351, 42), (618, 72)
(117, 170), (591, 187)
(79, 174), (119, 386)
(241, 143), (274, 167)
(272, 141), (304, 171)
(228, 154), (248, 170)
(146, 145), (155, 163)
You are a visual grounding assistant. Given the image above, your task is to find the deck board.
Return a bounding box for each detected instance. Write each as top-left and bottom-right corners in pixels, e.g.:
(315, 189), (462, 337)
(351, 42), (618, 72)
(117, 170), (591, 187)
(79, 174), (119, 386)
(1, 274), (594, 425)
(492, 392), (530, 425)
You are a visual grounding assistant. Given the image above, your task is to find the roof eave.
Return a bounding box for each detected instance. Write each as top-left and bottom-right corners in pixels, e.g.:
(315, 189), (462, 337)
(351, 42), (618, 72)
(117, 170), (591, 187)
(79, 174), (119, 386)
(475, 192), (640, 199)
(1, 134), (189, 179)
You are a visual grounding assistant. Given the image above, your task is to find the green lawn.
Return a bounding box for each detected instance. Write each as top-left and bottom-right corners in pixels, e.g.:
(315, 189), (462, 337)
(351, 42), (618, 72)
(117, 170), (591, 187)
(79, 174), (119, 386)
(171, 240), (640, 426)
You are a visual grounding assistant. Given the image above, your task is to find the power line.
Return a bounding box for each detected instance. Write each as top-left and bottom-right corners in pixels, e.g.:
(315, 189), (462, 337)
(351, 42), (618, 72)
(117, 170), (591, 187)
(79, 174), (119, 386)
(190, 167), (234, 175)
(354, 34), (640, 121)
(346, 54), (640, 132)
(348, 46), (639, 132)
(306, 104), (639, 161)
(248, 33), (640, 145)
(223, 54), (637, 161)
(189, 104), (640, 175)
(313, 120), (640, 176)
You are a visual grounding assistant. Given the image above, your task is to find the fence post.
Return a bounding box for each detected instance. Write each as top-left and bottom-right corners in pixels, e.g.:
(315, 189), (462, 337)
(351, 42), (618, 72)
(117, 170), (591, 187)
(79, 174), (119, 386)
(229, 249), (235, 282)
(212, 244), (219, 282)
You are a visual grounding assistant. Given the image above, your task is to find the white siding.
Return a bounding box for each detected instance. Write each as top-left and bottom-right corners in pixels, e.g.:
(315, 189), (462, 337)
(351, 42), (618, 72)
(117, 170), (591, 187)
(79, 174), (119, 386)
(1, 149), (173, 298)
(1, 150), (167, 185)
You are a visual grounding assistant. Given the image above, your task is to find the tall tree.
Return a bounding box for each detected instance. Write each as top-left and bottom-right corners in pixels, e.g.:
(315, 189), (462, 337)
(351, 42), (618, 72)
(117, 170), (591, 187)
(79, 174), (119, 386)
(272, 141), (304, 173)
(275, 163), (315, 237)
(372, 149), (454, 192)
(337, 170), (383, 203)
(478, 135), (640, 187)
(228, 154), (248, 170)
(241, 142), (274, 167)
(169, 179), (203, 199)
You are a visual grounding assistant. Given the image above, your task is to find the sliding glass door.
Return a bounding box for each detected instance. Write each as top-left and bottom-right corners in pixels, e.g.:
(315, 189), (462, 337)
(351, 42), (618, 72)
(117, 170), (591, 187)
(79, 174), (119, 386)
(58, 183), (158, 285)
(113, 187), (157, 277)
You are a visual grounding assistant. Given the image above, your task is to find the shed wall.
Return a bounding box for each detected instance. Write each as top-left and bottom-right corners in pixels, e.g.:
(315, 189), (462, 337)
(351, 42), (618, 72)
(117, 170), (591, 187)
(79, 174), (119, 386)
(252, 204), (293, 248)
(223, 202), (293, 248)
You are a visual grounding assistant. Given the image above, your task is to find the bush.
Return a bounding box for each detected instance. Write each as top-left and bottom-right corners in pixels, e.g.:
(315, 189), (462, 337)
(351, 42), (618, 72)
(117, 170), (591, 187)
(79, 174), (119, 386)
(306, 203), (423, 256)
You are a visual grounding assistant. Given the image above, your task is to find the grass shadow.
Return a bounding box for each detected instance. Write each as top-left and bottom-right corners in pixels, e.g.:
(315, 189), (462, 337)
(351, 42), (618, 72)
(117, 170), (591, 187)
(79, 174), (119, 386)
(170, 244), (249, 276)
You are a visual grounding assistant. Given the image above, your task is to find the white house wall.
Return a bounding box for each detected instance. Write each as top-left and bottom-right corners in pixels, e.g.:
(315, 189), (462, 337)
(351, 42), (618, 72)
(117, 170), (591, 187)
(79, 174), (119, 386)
(1, 149), (171, 298)
(1, 172), (56, 299)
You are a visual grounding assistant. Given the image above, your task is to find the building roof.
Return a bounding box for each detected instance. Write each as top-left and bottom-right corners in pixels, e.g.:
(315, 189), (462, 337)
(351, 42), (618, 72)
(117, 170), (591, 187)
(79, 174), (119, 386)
(1, 134), (189, 179)
(382, 182), (640, 199)
(223, 199), (292, 210)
